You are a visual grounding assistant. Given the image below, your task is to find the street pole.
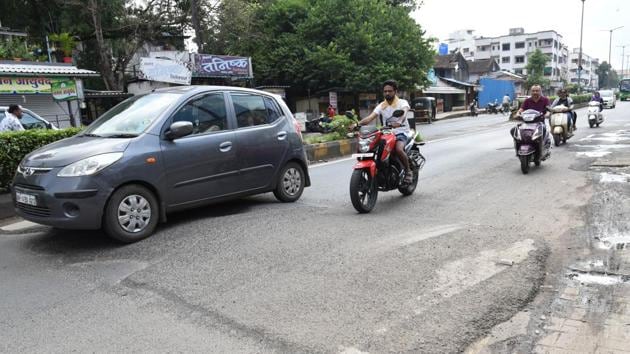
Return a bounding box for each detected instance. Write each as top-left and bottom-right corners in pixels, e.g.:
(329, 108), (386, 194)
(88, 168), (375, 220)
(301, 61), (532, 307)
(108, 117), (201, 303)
(619, 45), (627, 81)
(604, 26), (624, 66)
(577, 0), (585, 93)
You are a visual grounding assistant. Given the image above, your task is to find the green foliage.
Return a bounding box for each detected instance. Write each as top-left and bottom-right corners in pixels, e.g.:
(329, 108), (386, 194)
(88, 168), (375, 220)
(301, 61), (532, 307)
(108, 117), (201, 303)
(49, 32), (76, 56)
(0, 128), (82, 189)
(525, 49), (550, 90)
(321, 114), (358, 136)
(303, 132), (345, 144)
(229, 0), (434, 93)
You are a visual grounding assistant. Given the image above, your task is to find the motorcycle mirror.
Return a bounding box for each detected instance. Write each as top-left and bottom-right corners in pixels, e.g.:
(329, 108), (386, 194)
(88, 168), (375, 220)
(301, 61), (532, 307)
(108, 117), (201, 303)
(345, 111), (354, 119)
(392, 109), (404, 117)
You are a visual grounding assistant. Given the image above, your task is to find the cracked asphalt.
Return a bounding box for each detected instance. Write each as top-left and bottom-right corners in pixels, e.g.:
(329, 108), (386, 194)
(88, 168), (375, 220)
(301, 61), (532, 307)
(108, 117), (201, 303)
(2, 104), (628, 353)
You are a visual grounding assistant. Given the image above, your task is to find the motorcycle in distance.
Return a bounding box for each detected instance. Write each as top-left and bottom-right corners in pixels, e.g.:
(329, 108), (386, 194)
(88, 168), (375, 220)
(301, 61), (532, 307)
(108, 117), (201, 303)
(511, 109), (552, 174)
(348, 110), (426, 213)
(549, 104), (574, 146)
(486, 101), (500, 114)
(587, 101), (604, 128)
(305, 113), (332, 133)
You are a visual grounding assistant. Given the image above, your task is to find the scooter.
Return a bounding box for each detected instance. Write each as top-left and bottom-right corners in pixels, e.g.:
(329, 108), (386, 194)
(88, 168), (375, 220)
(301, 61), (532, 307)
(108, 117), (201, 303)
(348, 110), (426, 213)
(587, 101), (604, 128)
(511, 109), (551, 174)
(486, 102), (500, 114)
(549, 105), (574, 146)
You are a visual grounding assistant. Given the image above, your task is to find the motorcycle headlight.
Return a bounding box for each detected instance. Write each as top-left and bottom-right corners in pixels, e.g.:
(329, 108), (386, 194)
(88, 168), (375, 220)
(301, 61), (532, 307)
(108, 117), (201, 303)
(57, 152), (123, 177)
(532, 129), (542, 140)
(359, 136), (375, 152)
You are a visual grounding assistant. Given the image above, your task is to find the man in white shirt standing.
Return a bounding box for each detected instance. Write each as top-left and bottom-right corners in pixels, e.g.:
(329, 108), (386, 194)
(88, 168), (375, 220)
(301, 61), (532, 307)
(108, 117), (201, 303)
(0, 105), (25, 132)
(359, 80), (413, 183)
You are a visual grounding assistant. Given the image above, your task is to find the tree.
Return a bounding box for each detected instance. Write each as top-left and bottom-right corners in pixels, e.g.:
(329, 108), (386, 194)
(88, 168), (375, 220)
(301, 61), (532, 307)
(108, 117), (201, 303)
(214, 0), (435, 94)
(525, 49), (550, 91)
(597, 62), (620, 89)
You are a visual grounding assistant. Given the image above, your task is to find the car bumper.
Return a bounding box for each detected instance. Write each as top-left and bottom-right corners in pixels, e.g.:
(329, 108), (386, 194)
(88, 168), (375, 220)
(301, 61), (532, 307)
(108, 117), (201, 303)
(603, 101), (614, 108)
(12, 170), (113, 230)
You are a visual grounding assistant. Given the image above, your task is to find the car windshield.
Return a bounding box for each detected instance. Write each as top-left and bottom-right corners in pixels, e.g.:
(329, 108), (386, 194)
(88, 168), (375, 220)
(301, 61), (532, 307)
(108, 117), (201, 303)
(82, 93), (181, 137)
(600, 90), (613, 97)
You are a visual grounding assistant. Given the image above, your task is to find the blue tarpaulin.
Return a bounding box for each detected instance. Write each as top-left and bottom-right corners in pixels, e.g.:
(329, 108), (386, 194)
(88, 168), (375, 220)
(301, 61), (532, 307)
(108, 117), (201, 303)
(478, 78), (515, 107)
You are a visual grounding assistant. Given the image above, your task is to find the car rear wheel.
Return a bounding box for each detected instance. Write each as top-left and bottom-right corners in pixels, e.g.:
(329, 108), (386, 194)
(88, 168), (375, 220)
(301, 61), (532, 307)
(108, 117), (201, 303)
(273, 162), (305, 202)
(103, 184), (159, 243)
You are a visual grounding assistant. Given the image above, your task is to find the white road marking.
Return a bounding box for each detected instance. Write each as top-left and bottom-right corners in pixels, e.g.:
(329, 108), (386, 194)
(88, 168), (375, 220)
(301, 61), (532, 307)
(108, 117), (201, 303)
(369, 224), (462, 252)
(0, 220), (41, 232)
(599, 172), (630, 183)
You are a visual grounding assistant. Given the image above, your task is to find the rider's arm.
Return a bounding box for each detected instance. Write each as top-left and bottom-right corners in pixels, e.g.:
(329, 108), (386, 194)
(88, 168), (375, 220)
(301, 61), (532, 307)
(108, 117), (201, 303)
(359, 111), (378, 126)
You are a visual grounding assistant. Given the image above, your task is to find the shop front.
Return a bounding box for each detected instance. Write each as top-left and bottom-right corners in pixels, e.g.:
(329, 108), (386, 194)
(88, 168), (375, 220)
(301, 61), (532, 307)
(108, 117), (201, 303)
(0, 62), (99, 127)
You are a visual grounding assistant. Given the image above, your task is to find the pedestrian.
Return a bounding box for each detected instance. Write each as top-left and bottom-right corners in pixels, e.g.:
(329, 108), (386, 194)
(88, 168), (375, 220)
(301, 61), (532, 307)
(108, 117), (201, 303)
(0, 104), (25, 132)
(502, 93), (511, 113)
(327, 104), (336, 120)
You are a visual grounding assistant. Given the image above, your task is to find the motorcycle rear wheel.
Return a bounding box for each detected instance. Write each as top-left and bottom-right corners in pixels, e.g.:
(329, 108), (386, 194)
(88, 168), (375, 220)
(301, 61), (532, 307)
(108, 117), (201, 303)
(398, 167), (419, 196)
(553, 133), (560, 147)
(350, 169), (378, 213)
(520, 155), (530, 174)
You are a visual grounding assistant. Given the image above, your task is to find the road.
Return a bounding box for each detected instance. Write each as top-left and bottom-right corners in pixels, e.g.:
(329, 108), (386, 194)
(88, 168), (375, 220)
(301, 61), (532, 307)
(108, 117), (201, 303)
(1, 104), (628, 353)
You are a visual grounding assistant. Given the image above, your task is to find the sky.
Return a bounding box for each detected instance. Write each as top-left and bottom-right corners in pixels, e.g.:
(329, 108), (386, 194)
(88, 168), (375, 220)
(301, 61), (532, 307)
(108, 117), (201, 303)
(412, 0), (630, 71)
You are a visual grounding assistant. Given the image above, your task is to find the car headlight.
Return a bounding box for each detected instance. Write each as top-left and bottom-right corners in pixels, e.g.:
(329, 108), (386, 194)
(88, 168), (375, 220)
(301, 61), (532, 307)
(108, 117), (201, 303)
(57, 153), (123, 177)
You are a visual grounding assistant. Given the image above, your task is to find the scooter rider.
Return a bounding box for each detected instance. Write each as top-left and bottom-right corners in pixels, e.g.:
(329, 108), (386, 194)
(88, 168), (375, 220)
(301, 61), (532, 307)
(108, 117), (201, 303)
(551, 88), (575, 130)
(591, 91), (604, 112)
(517, 84), (551, 135)
(359, 80), (413, 183)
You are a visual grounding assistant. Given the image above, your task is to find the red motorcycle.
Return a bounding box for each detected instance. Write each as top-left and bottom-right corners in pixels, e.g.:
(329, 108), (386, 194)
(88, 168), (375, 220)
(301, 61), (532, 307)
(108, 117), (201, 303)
(348, 110), (426, 213)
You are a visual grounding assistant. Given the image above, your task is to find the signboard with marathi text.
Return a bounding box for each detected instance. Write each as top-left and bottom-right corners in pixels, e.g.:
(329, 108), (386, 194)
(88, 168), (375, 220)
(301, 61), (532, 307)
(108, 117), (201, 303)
(139, 57), (192, 85)
(194, 54), (253, 78)
(51, 80), (78, 101)
(0, 77), (70, 95)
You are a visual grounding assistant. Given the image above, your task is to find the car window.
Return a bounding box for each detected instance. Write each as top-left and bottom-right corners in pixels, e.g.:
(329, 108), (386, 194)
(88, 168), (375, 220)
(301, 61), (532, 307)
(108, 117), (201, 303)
(231, 93), (271, 128)
(263, 97), (284, 124)
(601, 90), (613, 97)
(20, 112), (47, 129)
(172, 92), (228, 135)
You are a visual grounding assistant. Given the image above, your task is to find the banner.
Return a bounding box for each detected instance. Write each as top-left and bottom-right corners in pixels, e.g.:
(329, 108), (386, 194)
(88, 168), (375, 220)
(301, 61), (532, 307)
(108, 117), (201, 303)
(0, 77), (69, 94)
(139, 57), (192, 85)
(194, 54), (253, 77)
(51, 80), (78, 101)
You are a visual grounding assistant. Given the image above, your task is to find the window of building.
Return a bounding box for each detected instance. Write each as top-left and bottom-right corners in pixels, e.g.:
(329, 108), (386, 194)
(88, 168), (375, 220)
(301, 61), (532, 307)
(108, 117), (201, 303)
(553, 54), (557, 62)
(463, 48), (469, 53)
(514, 69), (523, 75)
(502, 56), (510, 63)
(515, 42), (525, 49)
(502, 43), (510, 51)
(515, 56), (525, 64)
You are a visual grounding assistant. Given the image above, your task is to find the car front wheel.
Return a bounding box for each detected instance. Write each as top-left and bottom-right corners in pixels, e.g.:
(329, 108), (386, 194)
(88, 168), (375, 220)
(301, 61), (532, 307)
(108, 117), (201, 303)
(103, 184), (159, 243)
(273, 162), (305, 202)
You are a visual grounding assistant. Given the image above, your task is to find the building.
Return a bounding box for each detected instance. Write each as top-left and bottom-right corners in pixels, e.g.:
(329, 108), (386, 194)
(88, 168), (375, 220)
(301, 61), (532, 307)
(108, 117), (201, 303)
(433, 52), (470, 83)
(568, 48), (599, 91)
(446, 29), (477, 60)
(474, 28), (569, 90)
(467, 58), (501, 83)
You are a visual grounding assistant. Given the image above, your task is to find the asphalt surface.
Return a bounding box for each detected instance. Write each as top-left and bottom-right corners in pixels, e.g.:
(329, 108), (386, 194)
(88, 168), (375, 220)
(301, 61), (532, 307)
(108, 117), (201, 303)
(1, 104), (628, 353)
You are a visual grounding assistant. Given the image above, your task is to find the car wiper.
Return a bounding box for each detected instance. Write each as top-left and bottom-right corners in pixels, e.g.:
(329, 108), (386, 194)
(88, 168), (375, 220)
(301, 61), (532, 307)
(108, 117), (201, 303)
(102, 133), (139, 138)
(79, 133), (102, 137)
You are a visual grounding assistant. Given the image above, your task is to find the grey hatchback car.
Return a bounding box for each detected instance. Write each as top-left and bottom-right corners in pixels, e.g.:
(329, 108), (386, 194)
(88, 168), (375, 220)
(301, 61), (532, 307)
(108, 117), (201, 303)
(12, 86), (310, 242)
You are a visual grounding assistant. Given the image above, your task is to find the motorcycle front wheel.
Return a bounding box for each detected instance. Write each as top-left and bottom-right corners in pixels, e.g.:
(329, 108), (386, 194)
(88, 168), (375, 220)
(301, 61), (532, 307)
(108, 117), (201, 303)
(520, 155), (530, 174)
(553, 133), (561, 147)
(350, 169), (378, 213)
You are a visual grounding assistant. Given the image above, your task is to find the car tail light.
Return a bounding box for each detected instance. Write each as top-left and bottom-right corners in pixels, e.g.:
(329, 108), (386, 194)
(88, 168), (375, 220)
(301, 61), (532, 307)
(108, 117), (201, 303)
(292, 117), (303, 142)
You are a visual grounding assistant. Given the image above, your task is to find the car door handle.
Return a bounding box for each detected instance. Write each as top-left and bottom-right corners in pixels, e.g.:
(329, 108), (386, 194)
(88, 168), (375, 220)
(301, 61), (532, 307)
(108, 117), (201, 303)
(219, 141), (232, 152)
(277, 131), (288, 140)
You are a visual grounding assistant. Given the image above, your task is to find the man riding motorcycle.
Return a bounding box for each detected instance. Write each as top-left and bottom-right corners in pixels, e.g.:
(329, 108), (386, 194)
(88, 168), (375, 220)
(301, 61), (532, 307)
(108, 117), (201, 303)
(515, 84), (550, 136)
(551, 88), (575, 130)
(359, 80), (413, 183)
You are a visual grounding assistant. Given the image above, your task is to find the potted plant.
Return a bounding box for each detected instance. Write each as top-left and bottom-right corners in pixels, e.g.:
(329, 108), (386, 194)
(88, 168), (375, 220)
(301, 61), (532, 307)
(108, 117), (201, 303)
(49, 33), (75, 63)
(8, 40), (29, 61)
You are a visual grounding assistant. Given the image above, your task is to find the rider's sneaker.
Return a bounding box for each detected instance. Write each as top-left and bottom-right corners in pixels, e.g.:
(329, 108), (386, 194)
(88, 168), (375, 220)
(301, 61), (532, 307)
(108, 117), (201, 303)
(404, 170), (413, 184)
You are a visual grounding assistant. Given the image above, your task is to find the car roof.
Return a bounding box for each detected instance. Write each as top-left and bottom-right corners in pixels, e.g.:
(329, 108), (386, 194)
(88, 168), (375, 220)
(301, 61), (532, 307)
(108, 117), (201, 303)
(151, 85), (279, 97)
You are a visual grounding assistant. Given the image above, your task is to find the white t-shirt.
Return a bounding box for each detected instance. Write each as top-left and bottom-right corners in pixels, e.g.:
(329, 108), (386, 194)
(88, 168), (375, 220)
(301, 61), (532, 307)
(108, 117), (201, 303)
(0, 112), (25, 132)
(373, 97), (410, 135)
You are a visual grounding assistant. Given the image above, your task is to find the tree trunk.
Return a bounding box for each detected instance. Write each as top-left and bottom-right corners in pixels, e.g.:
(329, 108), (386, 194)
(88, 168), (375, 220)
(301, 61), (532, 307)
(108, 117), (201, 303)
(87, 0), (119, 90)
(190, 0), (204, 53)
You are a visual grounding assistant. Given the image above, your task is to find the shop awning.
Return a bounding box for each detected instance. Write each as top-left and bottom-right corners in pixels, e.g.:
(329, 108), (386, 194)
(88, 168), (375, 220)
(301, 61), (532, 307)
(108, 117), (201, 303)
(422, 86), (466, 94)
(0, 62), (99, 77)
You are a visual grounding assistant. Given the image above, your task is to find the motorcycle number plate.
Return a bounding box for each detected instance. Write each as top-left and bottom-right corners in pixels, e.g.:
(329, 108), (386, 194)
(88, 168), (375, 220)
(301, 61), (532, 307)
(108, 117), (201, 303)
(352, 153), (374, 158)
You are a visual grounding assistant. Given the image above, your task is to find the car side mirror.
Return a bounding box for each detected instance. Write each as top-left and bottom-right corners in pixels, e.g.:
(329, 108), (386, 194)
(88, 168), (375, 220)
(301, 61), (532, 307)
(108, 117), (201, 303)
(166, 121), (193, 140)
(392, 109), (405, 117)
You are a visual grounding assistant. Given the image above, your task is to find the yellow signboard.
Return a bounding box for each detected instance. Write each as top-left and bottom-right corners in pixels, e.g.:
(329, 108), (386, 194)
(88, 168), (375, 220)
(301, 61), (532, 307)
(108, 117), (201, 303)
(0, 77), (69, 94)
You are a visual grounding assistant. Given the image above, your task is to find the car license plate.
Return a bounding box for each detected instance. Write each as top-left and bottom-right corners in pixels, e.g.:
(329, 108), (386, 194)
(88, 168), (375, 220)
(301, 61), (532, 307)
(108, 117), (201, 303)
(16, 192), (37, 206)
(352, 153), (374, 158)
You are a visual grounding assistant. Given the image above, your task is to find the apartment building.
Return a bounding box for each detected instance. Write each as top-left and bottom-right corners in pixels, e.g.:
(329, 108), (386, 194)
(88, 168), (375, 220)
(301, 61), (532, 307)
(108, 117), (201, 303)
(445, 29), (477, 61)
(473, 28), (568, 89)
(568, 48), (599, 90)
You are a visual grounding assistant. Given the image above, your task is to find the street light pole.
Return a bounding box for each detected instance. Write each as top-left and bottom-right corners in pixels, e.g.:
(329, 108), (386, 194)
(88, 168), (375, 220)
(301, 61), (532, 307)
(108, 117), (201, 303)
(577, 0), (585, 93)
(618, 45), (628, 81)
(603, 26), (624, 65)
